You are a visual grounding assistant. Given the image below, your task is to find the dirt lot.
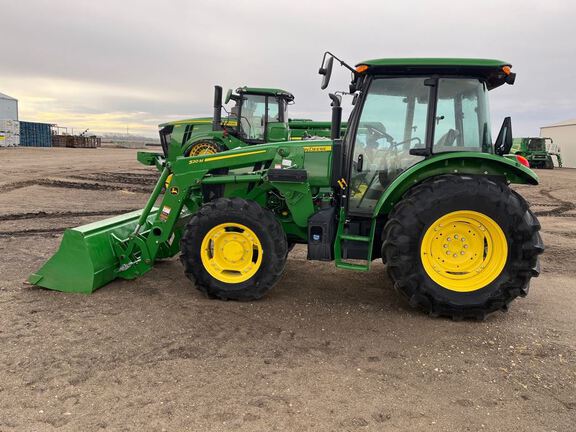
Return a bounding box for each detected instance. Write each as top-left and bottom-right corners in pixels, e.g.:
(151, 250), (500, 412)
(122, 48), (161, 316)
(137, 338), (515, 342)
(0, 147), (574, 431)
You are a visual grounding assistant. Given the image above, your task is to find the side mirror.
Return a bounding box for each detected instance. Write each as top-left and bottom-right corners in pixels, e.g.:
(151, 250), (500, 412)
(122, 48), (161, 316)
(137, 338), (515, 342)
(319, 56), (334, 90)
(505, 73), (516, 85)
(224, 89), (233, 104)
(494, 117), (513, 156)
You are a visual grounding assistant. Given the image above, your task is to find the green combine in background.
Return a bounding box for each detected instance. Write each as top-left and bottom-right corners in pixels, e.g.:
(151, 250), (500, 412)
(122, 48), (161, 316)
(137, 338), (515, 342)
(30, 53), (543, 320)
(512, 137), (562, 169)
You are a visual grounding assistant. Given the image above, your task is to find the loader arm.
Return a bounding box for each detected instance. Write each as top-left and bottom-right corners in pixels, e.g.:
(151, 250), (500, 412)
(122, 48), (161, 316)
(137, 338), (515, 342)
(29, 142), (324, 293)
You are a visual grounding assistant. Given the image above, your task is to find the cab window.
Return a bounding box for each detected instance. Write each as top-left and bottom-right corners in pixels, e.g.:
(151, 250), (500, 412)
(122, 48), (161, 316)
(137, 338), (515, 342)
(238, 95), (281, 141)
(434, 78), (492, 152)
(239, 95), (266, 141)
(349, 77), (428, 214)
(268, 98), (280, 122)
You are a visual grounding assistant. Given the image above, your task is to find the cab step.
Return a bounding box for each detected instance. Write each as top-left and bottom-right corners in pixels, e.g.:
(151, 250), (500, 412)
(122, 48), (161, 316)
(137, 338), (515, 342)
(339, 233), (371, 242)
(334, 209), (377, 272)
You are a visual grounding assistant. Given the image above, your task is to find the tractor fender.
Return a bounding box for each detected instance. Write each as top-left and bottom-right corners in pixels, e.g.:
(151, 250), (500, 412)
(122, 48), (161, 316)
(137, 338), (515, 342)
(372, 152), (539, 217)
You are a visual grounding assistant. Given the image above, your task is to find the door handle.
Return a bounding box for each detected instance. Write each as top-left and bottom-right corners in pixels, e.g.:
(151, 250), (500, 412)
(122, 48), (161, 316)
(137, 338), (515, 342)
(357, 154), (364, 172)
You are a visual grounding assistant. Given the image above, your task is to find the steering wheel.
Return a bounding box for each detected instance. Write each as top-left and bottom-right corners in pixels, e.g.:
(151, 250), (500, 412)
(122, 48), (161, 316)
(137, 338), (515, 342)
(363, 122), (394, 144)
(391, 137), (422, 149)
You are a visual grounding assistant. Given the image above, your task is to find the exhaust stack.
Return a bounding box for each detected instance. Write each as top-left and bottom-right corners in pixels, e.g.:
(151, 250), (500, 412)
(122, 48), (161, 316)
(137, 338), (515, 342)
(213, 85), (223, 131)
(329, 93), (342, 140)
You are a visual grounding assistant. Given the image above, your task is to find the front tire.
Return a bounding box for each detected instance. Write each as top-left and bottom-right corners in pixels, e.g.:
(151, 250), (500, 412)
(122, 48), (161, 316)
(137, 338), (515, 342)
(180, 198), (288, 300)
(382, 175), (543, 320)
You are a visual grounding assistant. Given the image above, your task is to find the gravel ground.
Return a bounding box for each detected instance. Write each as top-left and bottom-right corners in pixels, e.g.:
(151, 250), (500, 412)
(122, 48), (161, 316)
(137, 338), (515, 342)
(0, 147), (574, 431)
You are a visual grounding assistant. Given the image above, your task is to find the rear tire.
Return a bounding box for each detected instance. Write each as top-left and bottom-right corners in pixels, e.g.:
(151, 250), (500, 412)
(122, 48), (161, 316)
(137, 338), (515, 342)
(382, 175), (543, 320)
(186, 139), (226, 156)
(180, 198), (287, 300)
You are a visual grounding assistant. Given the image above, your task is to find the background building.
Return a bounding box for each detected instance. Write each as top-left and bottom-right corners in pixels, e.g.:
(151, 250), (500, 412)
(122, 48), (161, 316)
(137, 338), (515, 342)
(0, 92), (18, 120)
(541, 119), (576, 168)
(0, 92), (19, 146)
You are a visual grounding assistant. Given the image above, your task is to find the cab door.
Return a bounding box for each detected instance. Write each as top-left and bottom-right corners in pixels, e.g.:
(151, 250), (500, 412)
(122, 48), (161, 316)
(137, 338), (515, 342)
(347, 77), (429, 216)
(266, 96), (289, 142)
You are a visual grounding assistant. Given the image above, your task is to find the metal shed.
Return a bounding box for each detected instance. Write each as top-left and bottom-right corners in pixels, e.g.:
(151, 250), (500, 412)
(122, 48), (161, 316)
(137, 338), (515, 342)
(0, 92), (18, 121)
(540, 119), (576, 168)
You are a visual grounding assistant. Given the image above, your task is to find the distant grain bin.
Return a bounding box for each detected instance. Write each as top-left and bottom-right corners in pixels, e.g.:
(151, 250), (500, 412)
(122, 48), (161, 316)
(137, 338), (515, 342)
(540, 119), (576, 168)
(0, 92), (18, 121)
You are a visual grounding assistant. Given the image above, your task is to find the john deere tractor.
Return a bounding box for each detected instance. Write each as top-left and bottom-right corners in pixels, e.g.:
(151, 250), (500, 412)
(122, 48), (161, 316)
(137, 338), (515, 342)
(512, 137), (562, 169)
(159, 86), (296, 160)
(159, 85), (344, 160)
(30, 53), (543, 319)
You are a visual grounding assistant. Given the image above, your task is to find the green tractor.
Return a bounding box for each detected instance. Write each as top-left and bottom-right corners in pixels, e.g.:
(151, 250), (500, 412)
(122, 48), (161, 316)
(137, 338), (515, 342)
(159, 86), (296, 160)
(30, 53), (543, 320)
(511, 137), (562, 169)
(160, 86), (344, 161)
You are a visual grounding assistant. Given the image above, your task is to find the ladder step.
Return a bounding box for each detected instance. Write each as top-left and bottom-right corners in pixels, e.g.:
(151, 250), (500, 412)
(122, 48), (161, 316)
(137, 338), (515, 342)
(340, 234), (371, 243)
(336, 261), (370, 271)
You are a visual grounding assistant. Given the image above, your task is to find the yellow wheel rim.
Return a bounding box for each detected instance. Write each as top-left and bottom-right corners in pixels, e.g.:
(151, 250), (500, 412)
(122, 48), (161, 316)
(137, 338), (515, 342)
(420, 210), (508, 292)
(200, 223), (263, 284)
(188, 142), (219, 156)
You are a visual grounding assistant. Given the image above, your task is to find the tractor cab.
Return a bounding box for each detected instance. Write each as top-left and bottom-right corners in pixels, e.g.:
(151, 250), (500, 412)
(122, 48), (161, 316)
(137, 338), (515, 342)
(224, 87), (294, 143)
(317, 54), (524, 273)
(320, 55), (517, 217)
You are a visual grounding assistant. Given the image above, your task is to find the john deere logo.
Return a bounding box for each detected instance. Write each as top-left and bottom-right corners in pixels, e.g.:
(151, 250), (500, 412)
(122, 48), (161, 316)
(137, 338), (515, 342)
(170, 187), (179, 195)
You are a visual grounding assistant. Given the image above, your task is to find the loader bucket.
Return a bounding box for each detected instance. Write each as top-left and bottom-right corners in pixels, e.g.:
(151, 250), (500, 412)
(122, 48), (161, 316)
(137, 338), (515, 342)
(28, 209), (158, 294)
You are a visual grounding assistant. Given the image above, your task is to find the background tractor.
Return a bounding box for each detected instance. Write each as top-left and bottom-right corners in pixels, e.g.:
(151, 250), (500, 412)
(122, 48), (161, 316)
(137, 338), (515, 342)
(159, 86), (295, 160)
(159, 86), (347, 161)
(30, 53), (543, 320)
(512, 137), (562, 169)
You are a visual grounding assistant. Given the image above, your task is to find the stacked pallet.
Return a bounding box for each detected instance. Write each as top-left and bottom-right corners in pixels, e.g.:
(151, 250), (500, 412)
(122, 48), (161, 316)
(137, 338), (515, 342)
(19, 121), (52, 147)
(51, 135), (68, 147)
(0, 119), (19, 147)
(51, 135), (102, 148)
(68, 136), (101, 148)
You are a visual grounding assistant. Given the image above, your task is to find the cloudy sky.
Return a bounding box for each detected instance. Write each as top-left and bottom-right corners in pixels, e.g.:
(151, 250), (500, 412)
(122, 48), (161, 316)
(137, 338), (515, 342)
(1, 0), (574, 137)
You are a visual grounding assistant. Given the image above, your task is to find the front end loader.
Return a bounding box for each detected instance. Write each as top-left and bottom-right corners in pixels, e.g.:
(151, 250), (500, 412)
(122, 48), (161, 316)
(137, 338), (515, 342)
(30, 54), (544, 319)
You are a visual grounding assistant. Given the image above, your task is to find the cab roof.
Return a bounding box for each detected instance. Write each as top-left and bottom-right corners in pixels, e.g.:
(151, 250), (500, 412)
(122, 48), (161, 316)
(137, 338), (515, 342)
(355, 58), (513, 90)
(358, 58), (510, 68)
(237, 86), (294, 101)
